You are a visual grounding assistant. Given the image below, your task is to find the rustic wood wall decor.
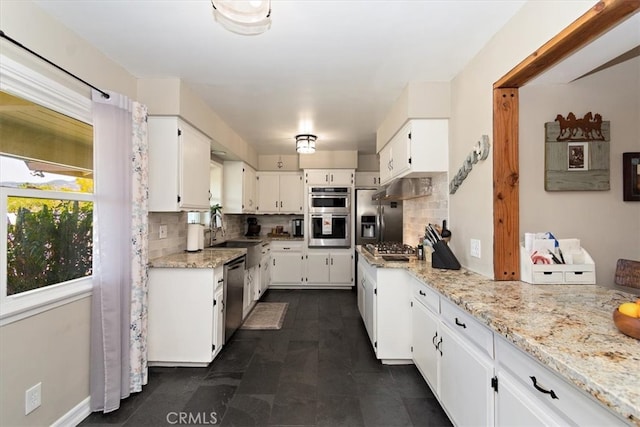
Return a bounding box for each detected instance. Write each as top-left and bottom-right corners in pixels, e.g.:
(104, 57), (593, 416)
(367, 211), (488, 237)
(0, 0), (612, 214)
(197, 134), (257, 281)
(544, 112), (610, 191)
(622, 152), (640, 201)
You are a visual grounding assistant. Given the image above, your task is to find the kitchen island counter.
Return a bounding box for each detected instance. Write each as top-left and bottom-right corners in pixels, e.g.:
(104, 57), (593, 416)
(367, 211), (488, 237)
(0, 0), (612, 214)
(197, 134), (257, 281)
(149, 248), (246, 269)
(356, 246), (640, 425)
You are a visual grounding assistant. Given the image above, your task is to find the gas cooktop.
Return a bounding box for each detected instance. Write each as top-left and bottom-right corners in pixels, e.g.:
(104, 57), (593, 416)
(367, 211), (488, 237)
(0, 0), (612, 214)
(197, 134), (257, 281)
(364, 242), (416, 259)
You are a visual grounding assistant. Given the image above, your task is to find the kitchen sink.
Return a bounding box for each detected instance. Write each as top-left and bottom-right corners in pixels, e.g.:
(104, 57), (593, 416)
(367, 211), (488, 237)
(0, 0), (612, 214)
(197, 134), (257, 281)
(208, 239), (262, 268)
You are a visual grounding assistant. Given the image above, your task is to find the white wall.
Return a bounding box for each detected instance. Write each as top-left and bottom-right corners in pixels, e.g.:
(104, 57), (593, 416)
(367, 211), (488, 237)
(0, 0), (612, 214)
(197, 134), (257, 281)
(448, 1), (598, 278)
(0, 298), (91, 426)
(520, 58), (640, 285)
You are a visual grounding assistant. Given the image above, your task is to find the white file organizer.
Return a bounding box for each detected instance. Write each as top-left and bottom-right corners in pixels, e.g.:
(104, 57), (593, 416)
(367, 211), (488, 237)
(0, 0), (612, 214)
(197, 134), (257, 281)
(520, 239), (595, 285)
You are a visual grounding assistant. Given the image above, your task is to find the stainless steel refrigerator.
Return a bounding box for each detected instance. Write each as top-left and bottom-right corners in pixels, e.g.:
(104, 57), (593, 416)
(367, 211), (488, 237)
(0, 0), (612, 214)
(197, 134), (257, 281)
(355, 188), (403, 245)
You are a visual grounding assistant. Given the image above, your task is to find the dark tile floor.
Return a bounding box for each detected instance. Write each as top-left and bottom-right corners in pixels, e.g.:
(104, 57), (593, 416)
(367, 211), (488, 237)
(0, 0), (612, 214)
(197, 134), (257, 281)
(81, 289), (452, 426)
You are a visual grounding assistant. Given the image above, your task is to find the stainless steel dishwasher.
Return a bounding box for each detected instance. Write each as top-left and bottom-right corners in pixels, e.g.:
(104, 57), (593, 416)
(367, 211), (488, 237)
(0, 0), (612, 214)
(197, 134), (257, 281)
(224, 255), (245, 343)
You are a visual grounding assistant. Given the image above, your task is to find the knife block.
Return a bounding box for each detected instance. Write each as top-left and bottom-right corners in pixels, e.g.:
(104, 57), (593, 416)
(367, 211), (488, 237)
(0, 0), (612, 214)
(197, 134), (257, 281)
(432, 241), (461, 270)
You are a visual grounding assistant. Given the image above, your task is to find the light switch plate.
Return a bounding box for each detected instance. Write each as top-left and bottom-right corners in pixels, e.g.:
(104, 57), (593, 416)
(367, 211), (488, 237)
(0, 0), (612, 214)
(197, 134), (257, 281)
(470, 239), (481, 258)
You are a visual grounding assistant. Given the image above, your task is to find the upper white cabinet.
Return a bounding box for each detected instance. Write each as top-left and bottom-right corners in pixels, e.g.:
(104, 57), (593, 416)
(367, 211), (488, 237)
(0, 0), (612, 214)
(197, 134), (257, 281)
(378, 119), (448, 186)
(305, 169), (354, 186)
(256, 172), (304, 214)
(223, 161), (256, 214)
(148, 116), (211, 211)
(355, 171), (381, 188)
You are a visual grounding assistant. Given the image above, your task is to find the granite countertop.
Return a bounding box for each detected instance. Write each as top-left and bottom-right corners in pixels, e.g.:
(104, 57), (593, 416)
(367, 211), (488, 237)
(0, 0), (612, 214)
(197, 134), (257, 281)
(356, 247), (640, 425)
(149, 248), (246, 268)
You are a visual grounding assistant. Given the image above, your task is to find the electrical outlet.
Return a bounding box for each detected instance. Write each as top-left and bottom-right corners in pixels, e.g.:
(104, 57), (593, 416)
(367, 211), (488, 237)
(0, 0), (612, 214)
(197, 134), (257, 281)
(159, 225), (168, 239)
(25, 382), (41, 415)
(470, 239), (481, 258)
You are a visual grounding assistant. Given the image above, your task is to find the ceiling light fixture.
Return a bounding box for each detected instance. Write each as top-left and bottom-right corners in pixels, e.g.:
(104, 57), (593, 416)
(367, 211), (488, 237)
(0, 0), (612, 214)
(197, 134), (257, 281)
(211, 0), (271, 36)
(296, 134), (316, 154)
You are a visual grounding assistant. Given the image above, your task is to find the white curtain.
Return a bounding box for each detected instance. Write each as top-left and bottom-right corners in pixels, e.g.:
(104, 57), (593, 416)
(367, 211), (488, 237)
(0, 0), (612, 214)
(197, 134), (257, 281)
(90, 90), (149, 412)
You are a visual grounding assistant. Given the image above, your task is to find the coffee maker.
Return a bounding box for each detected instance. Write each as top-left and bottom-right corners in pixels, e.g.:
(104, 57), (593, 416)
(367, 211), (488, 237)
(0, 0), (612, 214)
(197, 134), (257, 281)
(246, 217), (261, 237)
(292, 218), (304, 237)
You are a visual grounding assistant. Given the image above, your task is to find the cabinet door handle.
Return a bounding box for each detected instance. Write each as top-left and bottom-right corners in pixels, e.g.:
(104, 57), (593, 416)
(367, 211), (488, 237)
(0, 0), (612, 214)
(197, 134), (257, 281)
(272, 259), (275, 266)
(330, 258), (333, 265)
(275, 201), (278, 208)
(432, 332), (438, 348)
(280, 201), (283, 208)
(436, 337), (443, 356)
(529, 376), (559, 400)
(326, 258), (329, 265)
(419, 290), (426, 296)
(455, 318), (467, 328)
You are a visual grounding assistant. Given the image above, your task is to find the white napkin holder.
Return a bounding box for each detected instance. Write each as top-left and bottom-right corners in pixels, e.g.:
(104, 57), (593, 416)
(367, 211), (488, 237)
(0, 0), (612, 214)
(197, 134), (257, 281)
(520, 239), (595, 284)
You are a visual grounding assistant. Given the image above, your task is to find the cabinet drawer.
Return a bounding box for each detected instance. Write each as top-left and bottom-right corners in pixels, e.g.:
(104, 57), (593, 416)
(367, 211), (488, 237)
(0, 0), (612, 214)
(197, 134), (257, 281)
(411, 277), (439, 314)
(532, 271), (564, 283)
(495, 336), (625, 426)
(440, 298), (493, 358)
(564, 270), (595, 283)
(271, 241), (303, 252)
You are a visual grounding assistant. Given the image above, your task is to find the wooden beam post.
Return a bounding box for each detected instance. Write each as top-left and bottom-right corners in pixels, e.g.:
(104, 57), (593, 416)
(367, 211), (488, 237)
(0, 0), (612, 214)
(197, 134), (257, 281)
(493, 88), (519, 281)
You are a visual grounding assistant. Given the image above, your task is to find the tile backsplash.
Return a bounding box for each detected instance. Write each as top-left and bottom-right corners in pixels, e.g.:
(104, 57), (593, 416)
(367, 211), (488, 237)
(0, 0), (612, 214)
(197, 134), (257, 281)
(403, 172), (448, 246)
(148, 212), (301, 259)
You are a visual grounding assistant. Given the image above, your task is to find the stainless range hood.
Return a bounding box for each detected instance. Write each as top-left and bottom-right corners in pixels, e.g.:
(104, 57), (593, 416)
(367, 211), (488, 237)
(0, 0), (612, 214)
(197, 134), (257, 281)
(372, 177), (432, 201)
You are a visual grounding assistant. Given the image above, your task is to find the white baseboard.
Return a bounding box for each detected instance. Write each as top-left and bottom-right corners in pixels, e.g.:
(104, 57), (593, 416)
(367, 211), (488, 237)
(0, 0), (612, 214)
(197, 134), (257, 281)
(51, 396), (91, 427)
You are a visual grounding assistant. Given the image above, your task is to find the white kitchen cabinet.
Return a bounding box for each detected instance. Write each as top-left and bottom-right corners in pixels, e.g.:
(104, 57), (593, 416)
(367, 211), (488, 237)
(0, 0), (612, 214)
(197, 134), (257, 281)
(494, 335), (626, 427)
(378, 119), (448, 186)
(356, 256), (365, 319)
(439, 321), (495, 427)
(148, 266), (224, 366)
(256, 172), (303, 214)
(243, 265), (258, 318)
(355, 171), (381, 188)
(270, 241), (304, 286)
(148, 116), (211, 211)
(305, 249), (353, 286)
(257, 242), (271, 299)
(358, 257), (412, 363)
(304, 169), (354, 186)
(411, 282), (440, 393)
(223, 161), (256, 213)
(213, 284), (224, 359)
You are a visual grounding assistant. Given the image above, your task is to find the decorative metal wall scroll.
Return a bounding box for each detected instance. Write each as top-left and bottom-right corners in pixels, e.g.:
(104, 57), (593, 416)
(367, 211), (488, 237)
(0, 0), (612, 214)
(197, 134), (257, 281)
(544, 112), (610, 191)
(449, 135), (490, 194)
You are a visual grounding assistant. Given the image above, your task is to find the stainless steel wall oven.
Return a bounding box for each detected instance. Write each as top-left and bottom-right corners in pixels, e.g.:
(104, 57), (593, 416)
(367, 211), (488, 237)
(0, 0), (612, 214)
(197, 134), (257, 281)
(308, 186), (351, 248)
(308, 186), (350, 212)
(308, 212), (350, 248)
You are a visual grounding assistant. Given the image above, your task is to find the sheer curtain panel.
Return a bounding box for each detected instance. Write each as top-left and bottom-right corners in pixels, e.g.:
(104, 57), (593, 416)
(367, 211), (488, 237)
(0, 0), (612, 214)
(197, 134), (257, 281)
(90, 90), (149, 413)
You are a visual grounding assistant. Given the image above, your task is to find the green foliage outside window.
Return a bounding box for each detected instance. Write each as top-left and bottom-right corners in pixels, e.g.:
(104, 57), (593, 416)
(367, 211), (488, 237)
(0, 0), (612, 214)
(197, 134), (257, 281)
(6, 196), (93, 296)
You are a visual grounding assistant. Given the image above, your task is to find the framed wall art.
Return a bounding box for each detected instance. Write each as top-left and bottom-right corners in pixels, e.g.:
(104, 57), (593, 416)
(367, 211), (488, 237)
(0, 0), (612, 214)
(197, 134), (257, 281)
(623, 152), (640, 201)
(544, 112), (610, 191)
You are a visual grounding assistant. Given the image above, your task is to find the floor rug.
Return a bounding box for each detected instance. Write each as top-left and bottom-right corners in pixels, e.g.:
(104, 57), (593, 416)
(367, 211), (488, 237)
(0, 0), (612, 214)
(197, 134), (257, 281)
(240, 302), (289, 330)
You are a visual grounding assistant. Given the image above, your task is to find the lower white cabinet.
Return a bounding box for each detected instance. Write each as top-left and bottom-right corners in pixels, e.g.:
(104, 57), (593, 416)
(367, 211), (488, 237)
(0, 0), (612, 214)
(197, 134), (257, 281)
(494, 335), (626, 427)
(406, 267), (627, 427)
(357, 258), (412, 362)
(148, 266), (224, 366)
(305, 249), (353, 286)
(243, 265), (258, 318)
(270, 241), (304, 286)
(411, 290), (440, 392)
(439, 321), (495, 427)
(258, 242), (271, 299)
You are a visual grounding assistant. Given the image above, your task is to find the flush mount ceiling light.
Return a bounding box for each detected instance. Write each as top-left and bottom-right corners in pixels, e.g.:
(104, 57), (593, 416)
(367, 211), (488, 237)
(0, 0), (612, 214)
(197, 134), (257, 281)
(296, 134), (316, 154)
(211, 0), (271, 36)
